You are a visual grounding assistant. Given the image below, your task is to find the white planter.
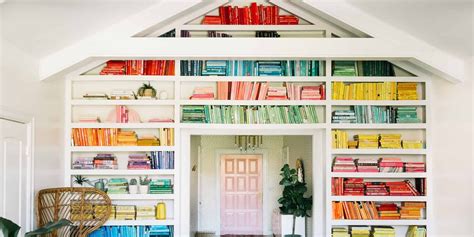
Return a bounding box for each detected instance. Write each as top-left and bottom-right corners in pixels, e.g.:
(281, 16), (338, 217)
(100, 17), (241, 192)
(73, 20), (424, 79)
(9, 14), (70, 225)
(129, 185), (138, 194)
(139, 185), (149, 194)
(272, 212), (305, 237)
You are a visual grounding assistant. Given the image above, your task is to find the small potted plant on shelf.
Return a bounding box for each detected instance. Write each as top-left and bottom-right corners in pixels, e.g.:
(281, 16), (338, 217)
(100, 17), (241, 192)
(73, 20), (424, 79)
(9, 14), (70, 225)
(139, 176), (152, 194)
(137, 82), (157, 99)
(129, 178), (138, 194)
(278, 164), (312, 237)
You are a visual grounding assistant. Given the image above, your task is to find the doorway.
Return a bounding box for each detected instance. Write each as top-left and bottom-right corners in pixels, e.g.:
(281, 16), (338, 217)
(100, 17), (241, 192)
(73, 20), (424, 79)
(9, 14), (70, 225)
(220, 154), (263, 235)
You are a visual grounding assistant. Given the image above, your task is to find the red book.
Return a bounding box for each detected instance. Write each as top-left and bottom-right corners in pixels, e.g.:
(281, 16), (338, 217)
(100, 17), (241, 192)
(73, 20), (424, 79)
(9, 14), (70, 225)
(273, 6), (279, 25)
(202, 15), (222, 25)
(219, 6), (226, 24)
(250, 2), (259, 25)
(226, 6), (232, 24)
(243, 6), (250, 25)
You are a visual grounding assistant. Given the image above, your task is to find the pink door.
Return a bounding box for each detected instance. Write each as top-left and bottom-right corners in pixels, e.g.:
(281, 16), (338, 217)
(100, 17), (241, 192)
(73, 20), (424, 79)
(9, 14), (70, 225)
(220, 154), (263, 235)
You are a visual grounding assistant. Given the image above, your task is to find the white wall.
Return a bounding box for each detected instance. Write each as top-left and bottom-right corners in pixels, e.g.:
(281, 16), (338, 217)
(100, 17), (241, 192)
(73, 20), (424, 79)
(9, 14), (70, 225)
(189, 135), (201, 236)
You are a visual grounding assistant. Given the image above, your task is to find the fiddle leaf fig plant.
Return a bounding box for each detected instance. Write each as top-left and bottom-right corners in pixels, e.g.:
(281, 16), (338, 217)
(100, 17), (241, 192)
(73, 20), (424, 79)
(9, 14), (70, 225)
(278, 164), (312, 237)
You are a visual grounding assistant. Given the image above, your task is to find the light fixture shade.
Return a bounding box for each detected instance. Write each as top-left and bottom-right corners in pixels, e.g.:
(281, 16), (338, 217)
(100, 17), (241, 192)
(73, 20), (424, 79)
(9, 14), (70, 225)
(234, 135), (262, 151)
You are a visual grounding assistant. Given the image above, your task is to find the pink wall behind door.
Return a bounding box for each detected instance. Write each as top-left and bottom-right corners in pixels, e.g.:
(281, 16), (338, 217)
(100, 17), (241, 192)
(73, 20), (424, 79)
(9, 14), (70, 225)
(220, 154), (263, 235)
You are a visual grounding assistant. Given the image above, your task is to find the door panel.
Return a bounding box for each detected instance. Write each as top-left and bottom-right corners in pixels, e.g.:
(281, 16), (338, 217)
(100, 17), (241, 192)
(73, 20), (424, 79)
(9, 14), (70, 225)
(220, 154), (263, 235)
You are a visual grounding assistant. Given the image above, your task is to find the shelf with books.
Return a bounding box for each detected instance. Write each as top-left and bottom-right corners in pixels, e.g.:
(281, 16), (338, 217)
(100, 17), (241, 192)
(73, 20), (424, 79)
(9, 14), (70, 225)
(178, 76), (326, 82)
(330, 220), (427, 226)
(69, 169), (175, 176)
(70, 146), (175, 152)
(82, 60), (175, 76)
(330, 76), (424, 82)
(330, 100), (426, 106)
(329, 196), (427, 202)
(331, 149), (427, 155)
(331, 60), (415, 77)
(70, 123), (177, 129)
(71, 100), (176, 106)
(331, 105), (425, 124)
(179, 100), (326, 106)
(73, 75), (176, 82)
(178, 123), (326, 130)
(104, 219), (175, 226)
(330, 124), (426, 130)
(180, 25), (321, 32)
(330, 172), (427, 179)
(108, 194), (176, 200)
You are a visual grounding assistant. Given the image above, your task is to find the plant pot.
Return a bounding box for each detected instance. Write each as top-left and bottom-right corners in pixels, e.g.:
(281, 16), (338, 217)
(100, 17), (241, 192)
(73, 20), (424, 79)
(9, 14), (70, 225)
(144, 89), (155, 97)
(139, 185), (149, 194)
(129, 185), (138, 194)
(280, 215), (305, 237)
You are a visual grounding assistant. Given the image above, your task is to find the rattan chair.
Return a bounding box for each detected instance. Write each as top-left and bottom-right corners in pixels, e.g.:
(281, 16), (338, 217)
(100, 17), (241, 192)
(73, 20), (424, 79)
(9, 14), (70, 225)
(36, 187), (112, 237)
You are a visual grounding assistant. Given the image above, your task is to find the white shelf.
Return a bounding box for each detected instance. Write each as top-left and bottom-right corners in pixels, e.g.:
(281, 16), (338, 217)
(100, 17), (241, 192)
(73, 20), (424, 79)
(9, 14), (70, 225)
(71, 100), (176, 106)
(69, 169), (175, 176)
(330, 219), (427, 226)
(178, 76), (326, 82)
(70, 123), (176, 128)
(330, 100), (426, 106)
(108, 194), (175, 200)
(331, 149), (426, 155)
(70, 146), (175, 152)
(330, 123), (426, 129)
(330, 196), (427, 202)
(330, 172), (427, 178)
(179, 123), (326, 130)
(330, 76), (424, 82)
(179, 100), (326, 106)
(181, 24), (322, 31)
(73, 75), (176, 81)
(104, 219), (174, 226)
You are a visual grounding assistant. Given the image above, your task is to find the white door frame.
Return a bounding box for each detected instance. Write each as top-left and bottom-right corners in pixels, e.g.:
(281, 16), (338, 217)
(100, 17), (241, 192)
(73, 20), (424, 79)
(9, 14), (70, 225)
(180, 128), (325, 237)
(0, 108), (35, 232)
(215, 150), (267, 235)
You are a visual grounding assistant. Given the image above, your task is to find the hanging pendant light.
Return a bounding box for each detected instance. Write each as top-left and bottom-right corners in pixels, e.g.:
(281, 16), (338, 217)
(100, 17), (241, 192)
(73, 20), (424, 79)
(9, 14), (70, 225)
(234, 135), (263, 151)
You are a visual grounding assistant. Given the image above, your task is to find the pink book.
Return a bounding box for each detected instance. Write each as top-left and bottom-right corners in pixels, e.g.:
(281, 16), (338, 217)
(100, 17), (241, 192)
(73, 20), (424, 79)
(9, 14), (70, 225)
(230, 81), (238, 100)
(258, 82), (269, 100)
(237, 82), (246, 100)
(244, 82), (253, 100)
(251, 82), (260, 100)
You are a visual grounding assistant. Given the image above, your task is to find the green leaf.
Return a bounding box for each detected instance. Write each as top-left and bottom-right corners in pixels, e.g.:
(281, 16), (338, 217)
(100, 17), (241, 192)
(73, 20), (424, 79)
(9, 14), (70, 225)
(0, 217), (20, 237)
(25, 219), (72, 237)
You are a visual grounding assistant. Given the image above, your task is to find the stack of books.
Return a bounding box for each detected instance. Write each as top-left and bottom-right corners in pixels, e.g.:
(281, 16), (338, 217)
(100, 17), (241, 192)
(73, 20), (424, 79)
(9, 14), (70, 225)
(91, 226), (173, 237)
(396, 107), (421, 123)
(332, 130), (349, 148)
(365, 182), (389, 196)
(333, 201), (379, 220)
(110, 90), (135, 100)
(100, 61), (125, 75)
(402, 140), (424, 149)
(151, 151), (175, 169)
(356, 158), (379, 172)
(386, 181), (420, 196)
(372, 227), (395, 237)
(137, 135), (159, 146)
(397, 83), (418, 100)
(377, 203), (400, 219)
(400, 202), (425, 219)
(107, 178), (129, 194)
(332, 82), (397, 100)
(343, 178), (365, 196)
(150, 179), (173, 194)
(117, 131), (138, 146)
(405, 162), (425, 172)
(332, 227), (350, 237)
(190, 87), (215, 100)
(71, 128), (119, 146)
(180, 60), (319, 76)
(286, 84), (325, 100)
(127, 153), (151, 170)
(181, 105), (319, 124)
(333, 61), (357, 76)
(72, 157), (94, 169)
(350, 226), (371, 237)
(149, 226), (173, 236)
(83, 93), (109, 100)
(332, 157), (357, 172)
(266, 86), (287, 100)
(115, 205), (136, 220)
(109, 206), (116, 220)
(379, 134), (402, 149)
(361, 61), (395, 76)
(93, 153), (118, 169)
(379, 158), (404, 172)
(354, 134), (379, 149)
(135, 206), (156, 220)
(78, 116), (101, 123)
(158, 128), (174, 146)
(406, 226), (427, 237)
(332, 110), (357, 123)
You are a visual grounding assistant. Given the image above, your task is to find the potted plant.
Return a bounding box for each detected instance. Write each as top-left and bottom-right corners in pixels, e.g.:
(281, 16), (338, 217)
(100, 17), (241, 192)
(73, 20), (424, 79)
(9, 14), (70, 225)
(129, 178), (138, 194)
(139, 176), (151, 194)
(137, 82), (157, 98)
(0, 217), (71, 237)
(278, 164), (312, 237)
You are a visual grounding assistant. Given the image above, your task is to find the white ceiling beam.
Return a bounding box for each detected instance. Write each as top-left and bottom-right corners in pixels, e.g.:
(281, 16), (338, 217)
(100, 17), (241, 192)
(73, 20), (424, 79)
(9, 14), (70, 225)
(38, 0), (203, 80)
(40, 37), (451, 79)
(301, 0), (465, 83)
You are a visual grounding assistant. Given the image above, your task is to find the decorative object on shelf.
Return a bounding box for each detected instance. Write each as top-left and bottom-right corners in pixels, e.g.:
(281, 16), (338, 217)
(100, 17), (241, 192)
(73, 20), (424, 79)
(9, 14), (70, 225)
(159, 91), (168, 100)
(234, 135), (262, 151)
(73, 175), (89, 186)
(278, 164), (312, 237)
(296, 159), (304, 183)
(129, 178), (138, 194)
(92, 178), (108, 192)
(36, 187), (111, 237)
(137, 82), (157, 98)
(139, 176), (152, 194)
(109, 90), (136, 100)
(156, 201), (167, 220)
